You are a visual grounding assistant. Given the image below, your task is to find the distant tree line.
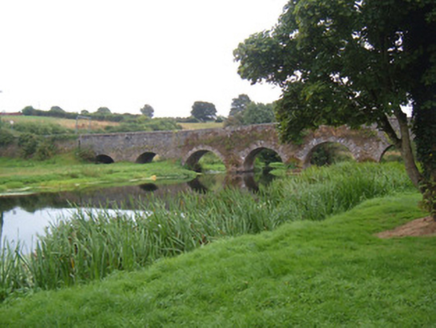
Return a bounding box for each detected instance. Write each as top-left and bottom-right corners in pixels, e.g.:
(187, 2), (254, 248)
(21, 106), (137, 122)
(19, 97), (276, 127)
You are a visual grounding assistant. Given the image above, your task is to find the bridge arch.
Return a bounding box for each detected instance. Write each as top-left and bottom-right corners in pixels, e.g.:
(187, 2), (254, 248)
(379, 145), (401, 163)
(304, 141), (355, 167)
(96, 154), (115, 164)
(136, 152), (158, 164)
(182, 145), (226, 171)
(240, 142), (287, 172)
(301, 137), (364, 167)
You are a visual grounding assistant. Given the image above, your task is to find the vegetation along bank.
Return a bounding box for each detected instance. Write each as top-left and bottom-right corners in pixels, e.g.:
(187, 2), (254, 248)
(0, 162), (434, 326)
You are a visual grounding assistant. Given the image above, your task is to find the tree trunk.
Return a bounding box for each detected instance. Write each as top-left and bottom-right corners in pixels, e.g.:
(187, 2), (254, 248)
(396, 111), (422, 190)
(380, 112), (422, 190)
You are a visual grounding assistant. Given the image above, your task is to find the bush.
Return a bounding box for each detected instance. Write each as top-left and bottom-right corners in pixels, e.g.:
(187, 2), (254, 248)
(14, 122), (73, 135)
(18, 133), (40, 158)
(145, 118), (181, 131)
(0, 128), (14, 146)
(35, 138), (56, 161)
(104, 118), (182, 133)
(75, 147), (96, 162)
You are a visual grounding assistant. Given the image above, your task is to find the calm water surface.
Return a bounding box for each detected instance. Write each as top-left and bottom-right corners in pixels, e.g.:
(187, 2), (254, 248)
(0, 172), (274, 251)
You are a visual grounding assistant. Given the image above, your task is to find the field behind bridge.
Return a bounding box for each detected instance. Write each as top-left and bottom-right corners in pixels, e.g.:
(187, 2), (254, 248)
(1, 115), (119, 133)
(1, 115), (223, 133)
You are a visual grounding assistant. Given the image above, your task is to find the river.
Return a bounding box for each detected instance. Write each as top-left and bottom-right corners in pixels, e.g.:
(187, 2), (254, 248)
(0, 172), (275, 252)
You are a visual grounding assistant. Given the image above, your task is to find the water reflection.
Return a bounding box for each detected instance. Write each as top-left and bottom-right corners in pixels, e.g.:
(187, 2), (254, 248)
(0, 171), (276, 249)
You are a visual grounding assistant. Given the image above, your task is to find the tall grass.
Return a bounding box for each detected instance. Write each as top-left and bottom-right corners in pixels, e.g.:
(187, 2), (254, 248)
(0, 162), (416, 300)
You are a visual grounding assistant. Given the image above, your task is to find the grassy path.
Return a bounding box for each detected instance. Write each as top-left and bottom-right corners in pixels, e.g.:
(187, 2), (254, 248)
(0, 193), (434, 327)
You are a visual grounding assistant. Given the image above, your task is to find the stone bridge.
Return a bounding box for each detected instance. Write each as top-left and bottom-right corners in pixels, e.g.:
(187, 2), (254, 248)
(78, 124), (392, 172)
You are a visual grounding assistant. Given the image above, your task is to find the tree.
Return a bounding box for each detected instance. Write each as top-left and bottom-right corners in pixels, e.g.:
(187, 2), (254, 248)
(96, 107), (111, 115)
(21, 106), (36, 116)
(49, 106), (65, 113)
(229, 94), (251, 117)
(140, 104), (154, 118)
(234, 0), (436, 218)
(191, 101), (217, 122)
(243, 102), (275, 125)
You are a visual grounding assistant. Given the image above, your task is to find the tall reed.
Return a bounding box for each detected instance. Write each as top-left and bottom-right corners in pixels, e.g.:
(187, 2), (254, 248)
(0, 162), (416, 300)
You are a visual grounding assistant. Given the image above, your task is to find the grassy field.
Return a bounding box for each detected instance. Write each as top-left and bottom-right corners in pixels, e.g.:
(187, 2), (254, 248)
(178, 121), (224, 130)
(1, 115), (224, 132)
(1, 115), (119, 132)
(0, 154), (197, 195)
(0, 192), (433, 327)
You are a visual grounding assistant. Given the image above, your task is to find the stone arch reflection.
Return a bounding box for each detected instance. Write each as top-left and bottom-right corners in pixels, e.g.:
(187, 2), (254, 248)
(139, 183), (159, 192)
(187, 172), (276, 194)
(187, 178), (209, 194)
(241, 172), (277, 192)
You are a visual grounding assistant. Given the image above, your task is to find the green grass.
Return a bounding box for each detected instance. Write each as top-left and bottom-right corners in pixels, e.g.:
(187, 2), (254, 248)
(0, 155), (197, 195)
(0, 162), (417, 301)
(0, 193), (433, 327)
(179, 122), (224, 130)
(1, 115), (119, 132)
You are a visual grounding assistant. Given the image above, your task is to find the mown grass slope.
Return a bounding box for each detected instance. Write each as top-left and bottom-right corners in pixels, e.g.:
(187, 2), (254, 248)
(0, 193), (434, 327)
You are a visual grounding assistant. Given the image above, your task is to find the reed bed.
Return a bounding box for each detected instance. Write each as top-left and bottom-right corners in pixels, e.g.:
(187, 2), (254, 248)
(0, 162), (416, 300)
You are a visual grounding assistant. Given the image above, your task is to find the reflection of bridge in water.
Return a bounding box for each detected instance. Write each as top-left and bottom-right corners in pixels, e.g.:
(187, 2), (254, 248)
(78, 124), (392, 172)
(0, 173), (272, 215)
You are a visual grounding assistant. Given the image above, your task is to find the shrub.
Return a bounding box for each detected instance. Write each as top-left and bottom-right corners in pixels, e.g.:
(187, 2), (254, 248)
(104, 118), (182, 133)
(75, 147), (96, 162)
(0, 128), (14, 146)
(35, 138), (56, 161)
(18, 133), (40, 158)
(14, 122), (73, 135)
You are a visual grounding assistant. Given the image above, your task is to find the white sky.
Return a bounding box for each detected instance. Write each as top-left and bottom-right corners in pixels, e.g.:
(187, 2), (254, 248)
(0, 0), (287, 117)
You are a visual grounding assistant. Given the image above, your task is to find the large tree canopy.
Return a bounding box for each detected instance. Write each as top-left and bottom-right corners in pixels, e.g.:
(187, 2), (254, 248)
(140, 104), (154, 118)
(229, 94), (251, 117)
(191, 101), (217, 121)
(235, 0), (436, 218)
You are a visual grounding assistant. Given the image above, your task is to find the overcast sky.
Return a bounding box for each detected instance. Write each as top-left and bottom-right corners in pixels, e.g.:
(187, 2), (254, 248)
(0, 0), (287, 117)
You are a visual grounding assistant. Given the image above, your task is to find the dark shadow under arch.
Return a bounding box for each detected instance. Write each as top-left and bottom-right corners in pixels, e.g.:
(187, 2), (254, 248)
(96, 154), (114, 164)
(243, 147), (283, 172)
(305, 142), (355, 167)
(136, 152), (157, 164)
(185, 149), (224, 172)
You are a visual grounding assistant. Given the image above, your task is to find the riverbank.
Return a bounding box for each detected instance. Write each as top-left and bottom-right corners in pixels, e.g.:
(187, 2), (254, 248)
(0, 154), (197, 196)
(0, 192), (434, 327)
(0, 162), (417, 298)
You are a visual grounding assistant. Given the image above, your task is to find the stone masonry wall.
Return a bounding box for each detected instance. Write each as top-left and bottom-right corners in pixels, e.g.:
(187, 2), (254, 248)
(78, 124), (391, 172)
